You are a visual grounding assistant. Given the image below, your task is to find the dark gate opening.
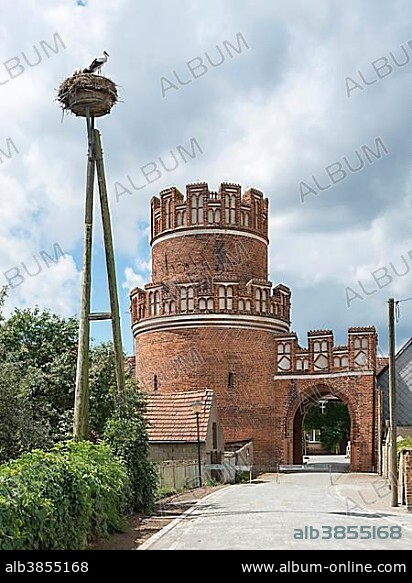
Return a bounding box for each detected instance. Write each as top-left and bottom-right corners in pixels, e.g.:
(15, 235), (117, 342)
(293, 395), (351, 468)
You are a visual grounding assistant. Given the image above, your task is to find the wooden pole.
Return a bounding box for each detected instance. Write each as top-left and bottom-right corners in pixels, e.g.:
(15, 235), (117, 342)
(94, 129), (126, 397)
(73, 115), (95, 441)
(388, 297), (398, 506)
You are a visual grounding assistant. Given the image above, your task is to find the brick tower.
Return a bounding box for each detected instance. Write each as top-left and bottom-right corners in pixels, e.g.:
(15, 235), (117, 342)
(131, 181), (378, 471)
(131, 182), (291, 467)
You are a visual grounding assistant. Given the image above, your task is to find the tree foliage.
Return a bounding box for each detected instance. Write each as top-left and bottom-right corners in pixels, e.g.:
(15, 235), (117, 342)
(103, 381), (157, 512)
(0, 307), (78, 462)
(304, 401), (350, 453)
(0, 303), (156, 511)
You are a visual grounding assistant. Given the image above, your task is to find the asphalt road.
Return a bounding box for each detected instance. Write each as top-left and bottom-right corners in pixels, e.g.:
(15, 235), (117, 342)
(141, 467), (412, 550)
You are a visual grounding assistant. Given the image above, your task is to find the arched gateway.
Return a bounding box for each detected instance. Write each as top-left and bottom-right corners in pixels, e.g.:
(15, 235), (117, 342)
(274, 327), (379, 472)
(130, 182), (379, 473)
(275, 328), (378, 473)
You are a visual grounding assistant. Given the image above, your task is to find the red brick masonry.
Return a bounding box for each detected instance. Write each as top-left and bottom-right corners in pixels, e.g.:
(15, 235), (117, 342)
(404, 450), (412, 511)
(131, 182), (378, 471)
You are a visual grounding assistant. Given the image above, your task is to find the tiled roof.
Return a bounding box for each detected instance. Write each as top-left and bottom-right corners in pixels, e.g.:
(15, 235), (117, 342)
(377, 356), (389, 375)
(146, 389), (213, 443)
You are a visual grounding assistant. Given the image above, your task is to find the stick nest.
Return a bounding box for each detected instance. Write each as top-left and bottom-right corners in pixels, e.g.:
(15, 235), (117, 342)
(57, 73), (118, 118)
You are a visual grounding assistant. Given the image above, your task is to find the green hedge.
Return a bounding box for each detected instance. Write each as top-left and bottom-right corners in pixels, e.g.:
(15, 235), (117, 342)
(0, 441), (130, 550)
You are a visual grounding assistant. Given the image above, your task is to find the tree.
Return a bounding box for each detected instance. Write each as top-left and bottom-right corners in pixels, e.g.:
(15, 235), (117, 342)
(89, 342), (121, 437)
(304, 401), (350, 454)
(0, 308), (126, 457)
(103, 381), (157, 511)
(89, 343), (157, 511)
(0, 304), (156, 509)
(0, 307), (78, 461)
(0, 304), (156, 510)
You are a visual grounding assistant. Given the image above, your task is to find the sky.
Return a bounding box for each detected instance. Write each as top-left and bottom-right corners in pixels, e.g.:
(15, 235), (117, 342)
(0, 0), (411, 356)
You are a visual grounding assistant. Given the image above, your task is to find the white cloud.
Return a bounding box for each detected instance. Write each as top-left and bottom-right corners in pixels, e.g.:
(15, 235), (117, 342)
(0, 0), (410, 352)
(3, 254), (80, 317)
(122, 266), (147, 291)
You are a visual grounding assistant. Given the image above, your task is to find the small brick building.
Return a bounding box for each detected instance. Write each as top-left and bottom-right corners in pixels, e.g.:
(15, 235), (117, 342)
(145, 388), (224, 464)
(131, 182), (379, 472)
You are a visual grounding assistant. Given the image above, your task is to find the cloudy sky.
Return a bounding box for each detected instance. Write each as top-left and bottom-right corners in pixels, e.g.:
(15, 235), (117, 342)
(0, 0), (411, 355)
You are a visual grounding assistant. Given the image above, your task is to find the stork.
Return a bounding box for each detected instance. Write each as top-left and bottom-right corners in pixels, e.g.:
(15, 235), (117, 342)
(83, 51), (109, 75)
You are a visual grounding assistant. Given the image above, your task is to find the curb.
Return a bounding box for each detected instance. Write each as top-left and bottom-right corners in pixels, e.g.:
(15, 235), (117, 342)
(138, 486), (231, 550)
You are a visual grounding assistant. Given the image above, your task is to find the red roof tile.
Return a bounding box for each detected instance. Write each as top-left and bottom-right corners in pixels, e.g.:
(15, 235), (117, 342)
(146, 389), (213, 442)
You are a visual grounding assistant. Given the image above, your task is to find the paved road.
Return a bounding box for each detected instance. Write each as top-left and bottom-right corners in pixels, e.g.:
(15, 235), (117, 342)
(142, 471), (412, 550)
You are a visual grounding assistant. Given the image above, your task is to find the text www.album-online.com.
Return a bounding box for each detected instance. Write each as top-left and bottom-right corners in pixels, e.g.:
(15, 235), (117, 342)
(241, 561), (406, 574)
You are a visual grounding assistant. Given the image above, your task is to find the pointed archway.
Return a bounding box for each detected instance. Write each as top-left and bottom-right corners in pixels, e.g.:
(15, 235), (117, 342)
(293, 395), (350, 463)
(281, 381), (373, 472)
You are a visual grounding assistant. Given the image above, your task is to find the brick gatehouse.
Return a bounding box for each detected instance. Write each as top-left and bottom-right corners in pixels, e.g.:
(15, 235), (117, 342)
(130, 182), (379, 472)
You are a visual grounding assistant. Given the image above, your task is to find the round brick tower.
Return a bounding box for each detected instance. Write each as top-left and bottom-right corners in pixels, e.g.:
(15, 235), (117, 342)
(131, 182), (291, 468)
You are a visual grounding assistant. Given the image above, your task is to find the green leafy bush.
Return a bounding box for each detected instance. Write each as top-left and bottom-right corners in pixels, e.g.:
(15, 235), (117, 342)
(103, 384), (157, 512)
(397, 437), (412, 453)
(0, 441), (129, 550)
(157, 486), (177, 499)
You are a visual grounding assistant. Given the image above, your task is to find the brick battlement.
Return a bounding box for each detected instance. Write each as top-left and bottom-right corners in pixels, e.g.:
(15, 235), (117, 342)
(150, 182), (269, 243)
(307, 329), (333, 336)
(131, 282), (291, 325)
(131, 179), (379, 472)
(274, 328), (377, 374)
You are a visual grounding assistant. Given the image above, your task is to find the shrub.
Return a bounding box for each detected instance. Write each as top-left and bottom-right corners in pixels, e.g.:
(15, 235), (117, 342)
(103, 385), (157, 512)
(0, 441), (129, 550)
(157, 487), (177, 499)
(398, 437), (412, 453)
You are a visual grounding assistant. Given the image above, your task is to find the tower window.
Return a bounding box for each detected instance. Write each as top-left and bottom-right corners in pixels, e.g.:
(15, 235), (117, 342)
(219, 286), (225, 310)
(180, 286), (194, 312)
(176, 209), (186, 226)
(240, 211), (249, 227)
(149, 290), (160, 315)
(153, 374), (158, 391)
(154, 290), (160, 315)
(208, 208), (221, 224)
(225, 195), (236, 224)
(181, 287), (187, 311)
(227, 286), (233, 310)
(255, 287), (262, 312)
(219, 285), (233, 310)
(187, 286), (194, 311)
(164, 198), (171, 230)
(228, 372), (234, 389)
(255, 287), (268, 312)
(191, 194), (204, 225)
(254, 200), (259, 229)
(262, 289), (267, 312)
(155, 216), (160, 235)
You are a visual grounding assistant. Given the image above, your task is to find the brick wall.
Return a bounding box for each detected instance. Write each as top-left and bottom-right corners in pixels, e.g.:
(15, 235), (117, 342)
(151, 233), (268, 286)
(136, 325), (378, 471)
(404, 450), (412, 511)
(132, 182), (378, 472)
(136, 326), (279, 468)
(274, 374), (377, 472)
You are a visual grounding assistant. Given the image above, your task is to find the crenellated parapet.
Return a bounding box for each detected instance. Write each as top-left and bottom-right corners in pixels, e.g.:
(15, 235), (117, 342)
(150, 182), (269, 243)
(130, 281), (291, 324)
(132, 181), (290, 333)
(274, 326), (377, 375)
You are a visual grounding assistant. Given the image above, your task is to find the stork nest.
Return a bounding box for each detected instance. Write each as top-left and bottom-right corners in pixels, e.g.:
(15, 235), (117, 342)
(57, 72), (118, 118)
